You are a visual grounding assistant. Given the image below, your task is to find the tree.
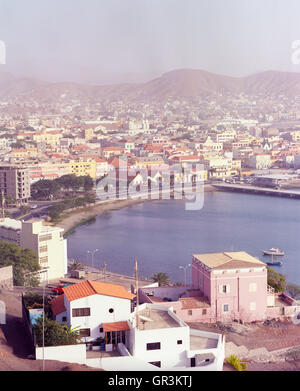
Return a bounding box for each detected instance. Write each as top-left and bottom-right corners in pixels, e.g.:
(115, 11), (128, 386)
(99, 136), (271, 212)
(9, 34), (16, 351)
(267, 267), (286, 293)
(83, 176), (94, 191)
(31, 179), (60, 200)
(69, 260), (84, 272)
(152, 272), (170, 287)
(33, 317), (81, 346)
(286, 283), (300, 299)
(0, 241), (40, 286)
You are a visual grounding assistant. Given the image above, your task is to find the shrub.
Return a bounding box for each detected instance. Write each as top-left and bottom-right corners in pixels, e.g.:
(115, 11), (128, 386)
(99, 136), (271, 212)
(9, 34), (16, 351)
(226, 355), (248, 371)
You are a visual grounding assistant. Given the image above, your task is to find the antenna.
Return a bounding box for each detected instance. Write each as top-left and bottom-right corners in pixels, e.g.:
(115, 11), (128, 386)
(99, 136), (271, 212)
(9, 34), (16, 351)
(135, 257), (139, 330)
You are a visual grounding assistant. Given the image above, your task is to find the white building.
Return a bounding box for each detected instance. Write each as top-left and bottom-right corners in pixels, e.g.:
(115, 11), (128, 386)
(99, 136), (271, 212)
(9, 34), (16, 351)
(20, 220), (67, 281)
(51, 280), (135, 341)
(0, 218), (67, 282)
(50, 281), (225, 371)
(247, 154), (271, 170)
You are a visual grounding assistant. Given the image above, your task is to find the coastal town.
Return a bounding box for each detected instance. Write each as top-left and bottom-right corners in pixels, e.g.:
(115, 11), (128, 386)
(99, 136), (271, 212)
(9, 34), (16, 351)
(2, 0), (300, 376)
(1, 71), (300, 373)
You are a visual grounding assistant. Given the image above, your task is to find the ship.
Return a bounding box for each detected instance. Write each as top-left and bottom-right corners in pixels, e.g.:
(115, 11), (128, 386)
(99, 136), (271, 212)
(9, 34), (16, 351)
(262, 248), (285, 256)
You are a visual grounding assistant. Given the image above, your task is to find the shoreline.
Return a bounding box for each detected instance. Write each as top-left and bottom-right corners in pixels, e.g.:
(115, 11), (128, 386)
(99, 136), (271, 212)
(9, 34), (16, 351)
(54, 184), (215, 235)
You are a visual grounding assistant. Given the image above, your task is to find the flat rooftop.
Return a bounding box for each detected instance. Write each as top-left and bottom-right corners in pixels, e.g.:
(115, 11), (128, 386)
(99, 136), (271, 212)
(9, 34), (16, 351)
(190, 334), (218, 350)
(137, 308), (181, 330)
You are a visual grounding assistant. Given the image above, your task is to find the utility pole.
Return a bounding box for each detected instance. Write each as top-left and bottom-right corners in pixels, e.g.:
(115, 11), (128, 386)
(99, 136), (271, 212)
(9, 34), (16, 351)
(179, 264), (191, 288)
(135, 258), (139, 330)
(87, 249), (98, 270)
(1, 190), (5, 219)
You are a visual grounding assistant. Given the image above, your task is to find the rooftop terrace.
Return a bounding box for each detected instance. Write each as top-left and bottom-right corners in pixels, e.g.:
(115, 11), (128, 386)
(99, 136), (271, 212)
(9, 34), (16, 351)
(136, 308), (181, 331)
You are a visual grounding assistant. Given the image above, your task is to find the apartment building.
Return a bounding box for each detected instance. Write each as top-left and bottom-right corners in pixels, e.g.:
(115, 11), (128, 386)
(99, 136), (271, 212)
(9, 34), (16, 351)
(0, 218), (67, 281)
(20, 220), (67, 281)
(0, 165), (30, 204)
(69, 159), (97, 179)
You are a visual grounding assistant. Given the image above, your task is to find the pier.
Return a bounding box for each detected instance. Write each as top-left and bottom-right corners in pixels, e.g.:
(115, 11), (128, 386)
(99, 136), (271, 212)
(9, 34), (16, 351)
(212, 183), (300, 199)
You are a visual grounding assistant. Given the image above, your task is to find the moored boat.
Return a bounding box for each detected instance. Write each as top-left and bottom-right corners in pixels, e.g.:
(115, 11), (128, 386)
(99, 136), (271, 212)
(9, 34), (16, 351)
(262, 248), (285, 256)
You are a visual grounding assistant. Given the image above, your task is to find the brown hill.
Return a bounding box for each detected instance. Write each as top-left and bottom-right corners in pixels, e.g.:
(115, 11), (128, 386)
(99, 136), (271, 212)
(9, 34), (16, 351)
(1, 69), (300, 101)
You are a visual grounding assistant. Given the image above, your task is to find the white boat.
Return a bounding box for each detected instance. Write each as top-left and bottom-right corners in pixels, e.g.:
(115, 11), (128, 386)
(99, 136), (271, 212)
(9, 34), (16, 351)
(262, 248), (285, 256)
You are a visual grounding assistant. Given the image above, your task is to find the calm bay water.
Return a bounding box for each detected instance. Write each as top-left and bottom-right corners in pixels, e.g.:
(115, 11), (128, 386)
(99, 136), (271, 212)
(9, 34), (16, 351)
(67, 191), (300, 285)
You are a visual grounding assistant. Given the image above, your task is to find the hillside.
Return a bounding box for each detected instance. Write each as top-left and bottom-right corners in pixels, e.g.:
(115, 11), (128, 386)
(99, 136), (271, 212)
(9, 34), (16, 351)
(1, 69), (300, 101)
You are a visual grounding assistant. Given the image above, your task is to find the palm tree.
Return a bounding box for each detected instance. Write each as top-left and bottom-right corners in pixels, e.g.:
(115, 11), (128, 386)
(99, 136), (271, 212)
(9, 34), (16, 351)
(69, 260), (84, 272)
(152, 272), (170, 287)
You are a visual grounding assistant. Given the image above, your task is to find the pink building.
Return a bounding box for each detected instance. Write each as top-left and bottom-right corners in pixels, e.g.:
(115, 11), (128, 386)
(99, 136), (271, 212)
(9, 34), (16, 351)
(141, 251), (297, 324)
(191, 251), (273, 322)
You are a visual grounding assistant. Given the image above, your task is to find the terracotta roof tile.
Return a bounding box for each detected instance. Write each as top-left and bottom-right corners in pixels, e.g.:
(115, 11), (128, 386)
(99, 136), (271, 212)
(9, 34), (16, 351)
(50, 294), (66, 315)
(102, 321), (130, 332)
(63, 280), (135, 302)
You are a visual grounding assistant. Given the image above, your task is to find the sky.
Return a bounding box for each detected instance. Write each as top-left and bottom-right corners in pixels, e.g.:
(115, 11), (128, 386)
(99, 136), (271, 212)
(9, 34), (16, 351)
(0, 0), (300, 84)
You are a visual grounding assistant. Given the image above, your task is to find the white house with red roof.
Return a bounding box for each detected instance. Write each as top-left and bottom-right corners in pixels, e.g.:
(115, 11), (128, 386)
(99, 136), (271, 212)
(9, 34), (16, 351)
(50, 280), (135, 343)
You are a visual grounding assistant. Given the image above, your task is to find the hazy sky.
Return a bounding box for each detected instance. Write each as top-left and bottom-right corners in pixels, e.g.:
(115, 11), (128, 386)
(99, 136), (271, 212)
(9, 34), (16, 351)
(1, 0), (300, 84)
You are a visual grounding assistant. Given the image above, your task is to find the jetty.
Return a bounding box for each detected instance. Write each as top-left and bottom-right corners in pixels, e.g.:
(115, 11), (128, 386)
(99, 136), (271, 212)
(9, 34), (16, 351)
(212, 183), (300, 199)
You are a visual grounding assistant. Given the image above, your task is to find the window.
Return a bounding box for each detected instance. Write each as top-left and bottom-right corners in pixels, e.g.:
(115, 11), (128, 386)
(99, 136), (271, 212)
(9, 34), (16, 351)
(202, 309), (207, 315)
(146, 342), (161, 351)
(188, 310), (193, 315)
(80, 328), (90, 337)
(39, 256), (48, 264)
(177, 340), (182, 345)
(62, 316), (67, 322)
(219, 284), (230, 294)
(149, 361), (161, 368)
(99, 327), (104, 333)
(72, 308), (91, 317)
(250, 302), (256, 311)
(39, 245), (48, 253)
(223, 304), (229, 312)
(39, 234), (52, 242)
(249, 283), (257, 292)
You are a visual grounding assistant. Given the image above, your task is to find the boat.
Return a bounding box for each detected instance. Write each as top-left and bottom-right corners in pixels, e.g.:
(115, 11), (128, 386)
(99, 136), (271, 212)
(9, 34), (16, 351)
(265, 259), (283, 266)
(265, 254), (283, 267)
(262, 248), (285, 256)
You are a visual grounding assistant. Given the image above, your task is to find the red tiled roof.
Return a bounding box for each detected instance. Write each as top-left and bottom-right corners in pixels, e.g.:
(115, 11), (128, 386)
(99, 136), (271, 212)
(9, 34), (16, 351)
(50, 294), (66, 315)
(102, 321), (130, 332)
(63, 280), (135, 302)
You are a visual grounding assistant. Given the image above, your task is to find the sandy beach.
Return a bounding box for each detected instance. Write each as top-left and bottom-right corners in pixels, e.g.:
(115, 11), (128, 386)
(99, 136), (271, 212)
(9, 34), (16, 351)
(54, 184), (216, 233)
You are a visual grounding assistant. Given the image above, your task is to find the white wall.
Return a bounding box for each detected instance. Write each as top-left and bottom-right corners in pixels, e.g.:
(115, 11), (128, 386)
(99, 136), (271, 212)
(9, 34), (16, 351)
(131, 325), (190, 369)
(35, 344), (86, 364)
(68, 294), (132, 341)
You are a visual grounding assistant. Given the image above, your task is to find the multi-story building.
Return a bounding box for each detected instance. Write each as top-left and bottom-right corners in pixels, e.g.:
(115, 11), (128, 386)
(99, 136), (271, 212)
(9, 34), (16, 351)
(0, 218), (67, 281)
(0, 165), (30, 204)
(20, 220), (67, 282)
(247, 154), (271, 169)
(69, 159), (97, 179)
(141, 251), (297, 324)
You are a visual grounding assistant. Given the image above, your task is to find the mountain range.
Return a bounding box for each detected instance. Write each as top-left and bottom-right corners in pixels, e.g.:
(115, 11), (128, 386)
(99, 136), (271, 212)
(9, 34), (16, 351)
(1, 69), (300, 101)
